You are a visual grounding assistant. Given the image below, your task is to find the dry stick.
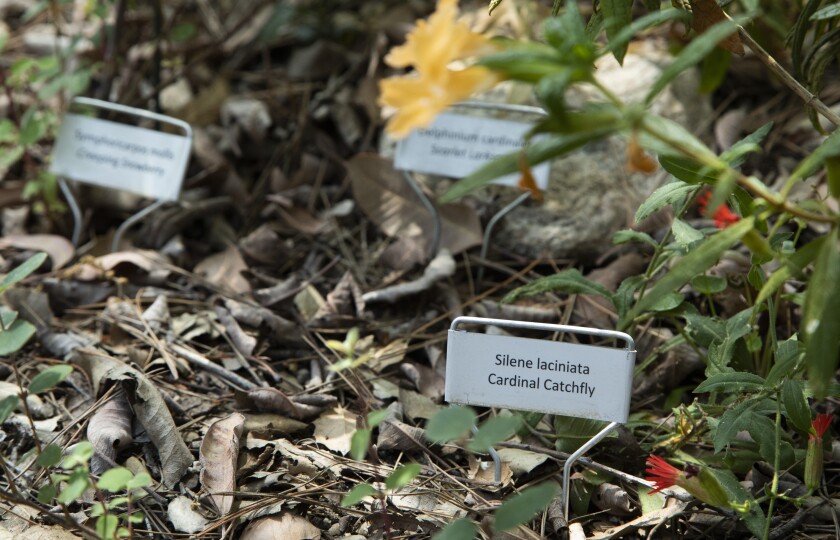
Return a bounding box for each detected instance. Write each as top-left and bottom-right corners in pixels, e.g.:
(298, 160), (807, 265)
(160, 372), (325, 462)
(169, 343), (257, 391)
(737, 26), (840, 128)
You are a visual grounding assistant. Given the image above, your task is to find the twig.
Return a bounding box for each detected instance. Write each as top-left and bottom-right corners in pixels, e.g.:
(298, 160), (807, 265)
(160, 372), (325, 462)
(168, 343), (257, 391)
(737, 26), (840, 128)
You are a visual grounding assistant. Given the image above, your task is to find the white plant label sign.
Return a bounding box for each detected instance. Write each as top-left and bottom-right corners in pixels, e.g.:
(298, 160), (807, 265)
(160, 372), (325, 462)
(394, 112), (550, 188)
(50, 114), (190, 201)
(445, 330), (634, 423)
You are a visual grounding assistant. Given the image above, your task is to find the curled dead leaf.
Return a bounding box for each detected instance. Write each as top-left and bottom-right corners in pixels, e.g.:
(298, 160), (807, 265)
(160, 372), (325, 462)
(87, 389), (134, 475)
(199, 412), (246, 517)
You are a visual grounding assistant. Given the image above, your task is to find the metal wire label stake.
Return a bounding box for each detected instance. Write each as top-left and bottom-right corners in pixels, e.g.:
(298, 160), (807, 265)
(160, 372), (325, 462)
(393, 102), (549, 283)
(445, 316), (635, 521)
(49, 96), (193, 251)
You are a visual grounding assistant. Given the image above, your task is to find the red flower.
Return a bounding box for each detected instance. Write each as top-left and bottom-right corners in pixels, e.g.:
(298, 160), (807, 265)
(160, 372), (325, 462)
(645, 455), (681, 493)
(810, 413), (832, 442)
(697, 192), (740, 229)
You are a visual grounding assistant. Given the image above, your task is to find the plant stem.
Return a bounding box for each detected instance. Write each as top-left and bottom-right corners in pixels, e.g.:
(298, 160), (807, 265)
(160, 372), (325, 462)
(737, 26), (840, 129)
(762, 395), (783, 540)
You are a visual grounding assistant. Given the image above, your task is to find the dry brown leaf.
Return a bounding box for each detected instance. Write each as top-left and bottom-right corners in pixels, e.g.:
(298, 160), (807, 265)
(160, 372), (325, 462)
(278, 206), (333, 235)
(239, 512), (321, 540)
(347, 154), (482, 256)
(313, 406), (356, 455)
(690, 0), (744, 56)
(174, 77), (230, 127)
(96, 250), (170, 276)
(214, 305), (256, 357)
(194, 244), (251, 294)
(199, 412), (245, 517)
(399, 388), (441, 420)
(496, 448), (550, 475)
(87, 389), (133, 475)
(72, 349), (192, 487)
(592, 482), (634, 516)
(243, 414), (307, 435)
(0, 234), (74, 270)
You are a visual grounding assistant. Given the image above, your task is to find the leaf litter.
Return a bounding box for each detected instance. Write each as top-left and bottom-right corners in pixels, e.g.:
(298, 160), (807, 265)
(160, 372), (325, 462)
(0, 1), (837, 539)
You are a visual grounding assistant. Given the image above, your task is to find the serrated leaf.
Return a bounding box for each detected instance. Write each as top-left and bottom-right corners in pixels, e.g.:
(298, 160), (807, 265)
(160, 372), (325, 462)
(0, 319), (36, 356)
(782, 379), (811, 432)
(635, 181), (694, 223)
(28, 364), (73, 395)
(468, 415), (522, 452)
(0, 252), (47, 293)
(0, 394), (18, 424)
(36, 443), (63, 467)
(426, 406), (476, 443)
(341, 483), (377, 507)
(432, 518), (477, 540)
(502, 268), (615, 304)
(803, 229), (840, 399)
(695, 372), (766, 394)
(98, 467), (133, 492)
(385, 463), (422, 490)
(625, 218), (754, 325)
(493, 482), (558, 532)
(646, 17), (744, 103)
(714, 399), (759, 452)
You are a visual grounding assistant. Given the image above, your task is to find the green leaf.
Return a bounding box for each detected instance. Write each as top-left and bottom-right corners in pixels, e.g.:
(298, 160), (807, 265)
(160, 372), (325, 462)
(341, 483), (378, 507)
(694, 372), (766, 394)
(468, 415), (522, 453)
(95, 514), (119, 540)
(601, 0), (633, 64)
(713, 398), (760, 452)
(0, 146), (24, 170)
(803, 229), (840, 399)
(501, 269), (615, 304)
(0, 319), (36, 356)
(385, 463), (422, 490)
(625, 218), (754, 325)
(671, 218), (704, 247)
(432, 518), (477, 540)
(425, 406), (476, 443)
(699, 46), (731, 94)
(37, 484), (56, 504)
(790, 128), (840, 182)
(755, 236), (824, 306)
(659, 157), (718, 185)
(635, 181), (694, 222)
(37, 443), (63, 467)
(0, 252), (47, 293)
(705, 308), (754, 376)
(493, 482), (558, 532)
(766, 338), (802, 385)
(126, 472), (152, 490)
(367, 409), (390, 429)
(723, 122), (773, 168)
(704, 466), (766, 537)
(0, 395), (19, 424)
(555, 416), (610, 453)
(690, 275), (727, 295)
(28, 364), (73, 395)
(810, 2), (840, 20)
(646, 17), (744, 103)
(19, 107), (47, 146)
(440, 127), (617, 202)
(645, 292), (684, 312)
(98, 467), (133, 492)
(62, 441), (93, 468)
(613, 229), (657, 247)
(639, 113), (719, 162)
(606, 9), (687, 63)
(57, 468), (91, 504)
(782, 379), (811, 433)
(350, 429), (370, 461)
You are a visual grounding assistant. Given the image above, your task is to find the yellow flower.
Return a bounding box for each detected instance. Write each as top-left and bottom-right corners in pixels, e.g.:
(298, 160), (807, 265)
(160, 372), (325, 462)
(379, 0), (499, 138)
